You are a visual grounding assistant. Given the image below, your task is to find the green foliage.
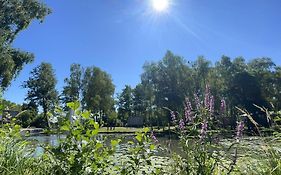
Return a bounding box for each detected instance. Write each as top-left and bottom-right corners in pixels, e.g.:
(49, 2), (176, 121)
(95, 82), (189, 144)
(0, 137), (36, 175)
(45, 102), (120, 174)
(141, 51), (193, 113)
(259, 145), (281, 175)
(168, 88), (243, 175)
(0, 0), (50, 90)
(16, 110), (34, 128)
(30, 113), (48, 128)
(128, 51), (281, 129)
(62, 64), (83, 108)
(0, 100), (280, 174)
(23, 62), (58, 128)
(82, 66), (115, 116)
(117, 85), (134, 124)
(1, 99), (21, 111)
(117, 128), (166, 175)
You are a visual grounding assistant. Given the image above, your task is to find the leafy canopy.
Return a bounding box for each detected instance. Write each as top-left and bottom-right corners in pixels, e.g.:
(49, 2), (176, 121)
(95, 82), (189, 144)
(0, 0), (50, 90)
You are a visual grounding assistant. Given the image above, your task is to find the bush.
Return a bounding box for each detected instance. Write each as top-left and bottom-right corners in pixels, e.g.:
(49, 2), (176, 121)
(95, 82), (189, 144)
(31, 113), (48, 128)
(16, 110), (35, 128)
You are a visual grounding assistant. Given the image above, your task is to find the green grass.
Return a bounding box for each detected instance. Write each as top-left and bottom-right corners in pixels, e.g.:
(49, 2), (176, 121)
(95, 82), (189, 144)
(99, 127), (144, 133)
(98, 126), (176, 133)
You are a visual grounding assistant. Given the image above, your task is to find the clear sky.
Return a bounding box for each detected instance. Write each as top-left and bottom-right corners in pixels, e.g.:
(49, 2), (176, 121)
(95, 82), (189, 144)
(4, 0), (281, 104)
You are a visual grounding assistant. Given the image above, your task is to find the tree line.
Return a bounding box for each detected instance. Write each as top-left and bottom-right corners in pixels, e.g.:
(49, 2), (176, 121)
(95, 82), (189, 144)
(117, 51), (281, 130)
(1, 0), (281, 130)
(2, 51), (280, 130)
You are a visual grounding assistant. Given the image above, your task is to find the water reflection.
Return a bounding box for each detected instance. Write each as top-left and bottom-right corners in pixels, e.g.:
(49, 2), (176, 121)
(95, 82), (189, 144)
(26, 133), (181, 157)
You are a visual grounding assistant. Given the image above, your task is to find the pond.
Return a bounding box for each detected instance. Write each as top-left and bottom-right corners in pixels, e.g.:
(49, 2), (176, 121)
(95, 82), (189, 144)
(26, 133), (274, 158)
(26, 133), (182, 157)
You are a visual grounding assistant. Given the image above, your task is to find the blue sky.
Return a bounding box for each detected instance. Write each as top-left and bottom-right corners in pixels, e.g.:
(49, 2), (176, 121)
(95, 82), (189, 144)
(4, 0), (281, 104)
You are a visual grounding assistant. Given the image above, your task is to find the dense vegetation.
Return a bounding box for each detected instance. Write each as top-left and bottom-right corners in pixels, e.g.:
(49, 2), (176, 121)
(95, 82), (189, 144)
(2, 52), (281, 132)
(118, 52), (281, 131)
(0, 0), (50, 90)
(0, 100), (280, 175)
(0, 0), (281, 174)
(1, 0), (280, 131)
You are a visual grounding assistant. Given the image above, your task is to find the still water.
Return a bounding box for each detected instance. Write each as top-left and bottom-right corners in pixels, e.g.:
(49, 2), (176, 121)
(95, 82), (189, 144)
(26, 133), (181, 157)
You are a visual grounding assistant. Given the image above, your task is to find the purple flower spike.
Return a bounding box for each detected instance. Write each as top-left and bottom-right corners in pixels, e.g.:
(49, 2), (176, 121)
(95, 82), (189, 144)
(209, 95), (215, 115)
(220, 98), (226, 113)
(194, 93), (201, 110)
(179, 119), (185, 131)
(171, 111), (176, 123)
(204, 84), (211, 109)
(236, 121), (244, 140)
(150, 131), (158, 142)
(184, 98), (193, 123)
(200, 120), (208, 140)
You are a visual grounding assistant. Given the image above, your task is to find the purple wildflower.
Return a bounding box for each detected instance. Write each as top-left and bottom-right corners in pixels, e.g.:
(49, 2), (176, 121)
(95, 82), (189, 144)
(209, 95), (215, 115)
(194, 93), (201, 110)
(220, 98), (226, 113)
(171, 111), (176, 124)
(204, 84), (211, 109)
(184, 98), (193, 122)
(236, 121), (244, 141)
(150, 131), (158, 142)
(200, 120), (208, 140)
(179, 119), (185, 131)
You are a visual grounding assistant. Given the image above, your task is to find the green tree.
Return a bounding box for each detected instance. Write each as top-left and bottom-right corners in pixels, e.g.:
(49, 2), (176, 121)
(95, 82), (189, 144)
(229, 72), (269, 128)
(273, 67), (281, 109)
(141, 51), (193, 126)
(192, 56), (211, 90)
(0, 0), (50, 90)
(23, 62), (58, 128)
(18, 102), (39, 128)
(133, 83), (156, 127)
(82, 66), (115, 117)
(117, 85), (134, 124)
(133, 84), (147, 119)
(248, 58), (276, 104)
(1, 99), (21, 111)
(61, 63), (83, 107)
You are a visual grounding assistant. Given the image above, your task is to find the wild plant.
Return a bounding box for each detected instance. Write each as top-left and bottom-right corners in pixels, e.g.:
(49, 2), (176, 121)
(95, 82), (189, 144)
(171, 85), (244, 175)
(43, 101), (121, 174)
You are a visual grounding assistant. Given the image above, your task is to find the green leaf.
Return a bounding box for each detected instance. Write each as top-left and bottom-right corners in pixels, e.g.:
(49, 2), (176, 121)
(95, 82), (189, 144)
(55, 106), (62, 113)
(150, 144), (155, 150)
(86, 130), (91, 137)
(72, 129), (81, 136)
(94, 122), (99, 129)
(95, 142), (103, 150)
(143, 127), (150, 133)
(81, 110), (91, 119)
(111, 139), (120, 147)
(61, 125), (70, 131)
(92, 129), (99, 135)
(14, 124), (21, 131)
(47, 112), (52, 117)
(135, 133), (142, 143)
(66, 101), (80, 111)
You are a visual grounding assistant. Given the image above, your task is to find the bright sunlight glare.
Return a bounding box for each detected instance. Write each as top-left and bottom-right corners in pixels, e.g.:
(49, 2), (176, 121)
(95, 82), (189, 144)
(151, 0), (170, 12)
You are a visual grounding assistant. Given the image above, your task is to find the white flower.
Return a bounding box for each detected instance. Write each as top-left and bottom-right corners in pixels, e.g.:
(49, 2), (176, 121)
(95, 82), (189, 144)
(85, 167), (92, 174)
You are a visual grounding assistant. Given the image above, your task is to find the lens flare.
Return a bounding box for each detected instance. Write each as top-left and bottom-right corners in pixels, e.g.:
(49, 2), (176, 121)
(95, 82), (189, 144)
(151, 0), (170, 12)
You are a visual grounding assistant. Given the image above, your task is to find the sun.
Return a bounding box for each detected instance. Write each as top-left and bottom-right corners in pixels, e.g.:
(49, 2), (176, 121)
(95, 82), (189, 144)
(151, 0), (170, 12)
